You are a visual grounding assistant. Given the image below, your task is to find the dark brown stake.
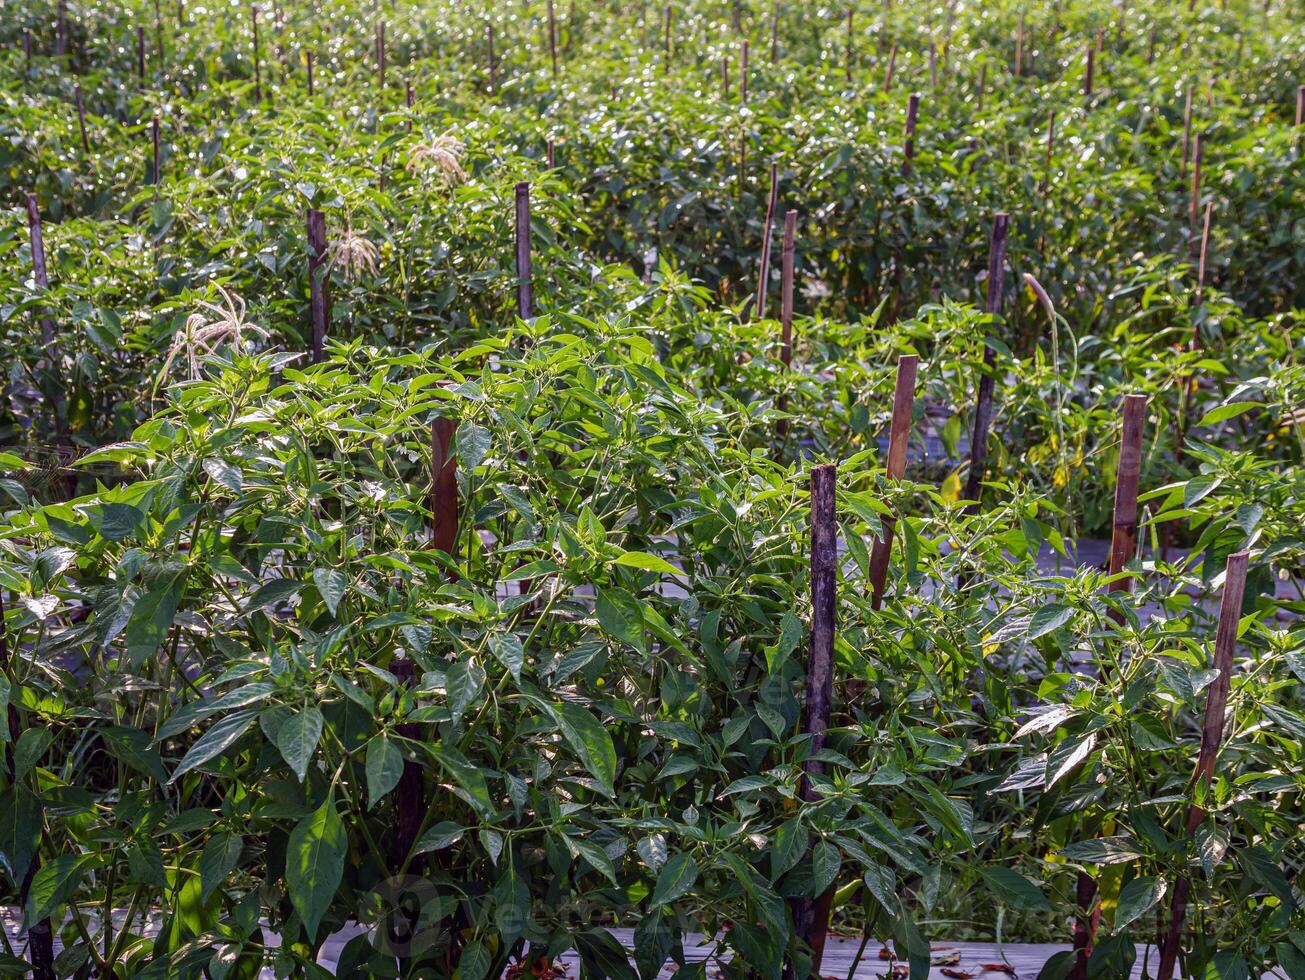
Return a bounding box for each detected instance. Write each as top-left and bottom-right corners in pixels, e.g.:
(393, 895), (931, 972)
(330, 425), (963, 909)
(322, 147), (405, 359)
(867, 354), (920, 609)
(770, 0), (780, 60)
(884, 42), (897, 93)
(546, 139), (556, 169)
(755, 161), (779, 319)
(793, 463), (837, 971)
(23, 28), (32, 80)
(722, 55), (730, 97)
(1147, 24), (1157, 64)
(1014, 14), (1024, 76)
(1083, 45), (1094, 100)
(488, 24), (496, 91)
(137, 25), (147, 84)
(56, 0), (68, 58)
(1195, 201), (1213, 319)
(26, 195), (55, 345)
(780, 210), (796, 368)
(251, 5), (262, 102)
(1106, 394), (1147, 601)
(960, 213), (1010, 513)
(151, 117), (160, 190)
(1156, 550), (1250, 980)
(306, 50), (314, 95)
(307, 208), (329, 363)
(740, 39), (749, 103)
(376, 21), (386, 90)
(1181, 83), (1194, 178)
(74, 85), (90, 154)
(663, 3), (672, 72)
(1297, 84), (1304, 126)
(1188, 132), (1204, 255)
(430, 417), (459, 562)
(845, 7), (853, 83)
(901, 93), (920, 175)
(153, 0), (164, 64)
(406, 78), (414, 130)
(515, 182), (534, 319)
(547, 0), (558, 76)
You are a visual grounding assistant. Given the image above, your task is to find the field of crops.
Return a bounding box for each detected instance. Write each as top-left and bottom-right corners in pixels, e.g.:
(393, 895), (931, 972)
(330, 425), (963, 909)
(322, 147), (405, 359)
(1, 0), (1303, 977)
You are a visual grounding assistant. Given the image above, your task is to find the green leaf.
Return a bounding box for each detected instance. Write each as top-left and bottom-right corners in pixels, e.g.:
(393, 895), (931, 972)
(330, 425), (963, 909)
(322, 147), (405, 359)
(286, 796), (347, 941)
(273, 706), (324, 782)
(413, 822), (464, 855)
(811, 839), (841, 896)
(102, 725), (169, 783)
(1028, 604), (1074, 639)
(650, 852), (698, 908)
(199, 833), (243, 903)
(980, 866), (1053, 911)
(549, 700), (617, 797)
(312, 568), (347, 617)
(1196, 402), (1256, 427)
(457, 423), (493, 473)
(13, 729), (51, 780)
(596, 586), (647, 654)
(612, 551), (681, 576)
(87, 503), (145, 541)
(1113, 875), (1166, 933)
(126, 572), (187, 670)
(366, 735), (404, 808)
(202, 458), (244, 492)
(488, 631), (525, 683)
(1059, 837), (1143, 865)
(25, 854), (95, 930)
(169, 709), (259, 783)
(0, 787), (42, 885)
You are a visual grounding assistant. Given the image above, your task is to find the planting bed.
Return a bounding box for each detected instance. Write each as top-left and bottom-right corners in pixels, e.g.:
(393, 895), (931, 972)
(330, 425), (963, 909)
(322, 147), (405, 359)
(0, 0), (1303, 979)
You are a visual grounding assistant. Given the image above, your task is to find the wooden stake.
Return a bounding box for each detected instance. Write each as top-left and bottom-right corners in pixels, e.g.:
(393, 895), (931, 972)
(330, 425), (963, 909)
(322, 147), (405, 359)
(1106, 395), (1147, 598)
(23, 28), (32, 80)
(1188, 132), (1204, 255)
(488, 24), (496, 91)
(26, 195), (55, 345)
(845, 7), (853, 83)
(740, 39), (749, 102)
(1015, 14), (1024, 76)
(376, 20), (386, 90)
(1156, 550), (1251, 980)
(430, 417), (458, 558)
(251, 5), (262, 102)
(1295, 84), (1304, 126)
(151, 117), (160, 189)
(663, 3), (672, 72)
(771, 0), (780, 60)
(1039, 109), (1056, 198)
(961, 213), (1010, 512)
(883, 43), (897, 92)
(755, 161), (778, 319)
(307, 208), (329, 363)
(928, 42), (937, 89)
(548, 0), (558, 76)
(793, 463), (837, 970)
(306, 50), (314, 95)
(867, 355), (919, 609)
(901, 93), (919, 176)
(1181, 83), (1194, 178)
(74, 85), (90, 154)
(137, 25), (147, 84)
(1083, 45), (1094, 99)
(1195, 200), (1213, 314)
(780, 210), (796, 368)
(515, 182), (534, 319)
(722, 55), (730, 97)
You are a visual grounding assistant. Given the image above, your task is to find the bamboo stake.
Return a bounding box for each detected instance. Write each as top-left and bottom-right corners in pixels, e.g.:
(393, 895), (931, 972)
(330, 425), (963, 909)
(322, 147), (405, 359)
(548, 0), (558, 76)
(1156, 550), (1251, 980)
(307, 209), (329, 363)
(867, 355), (919, 609)
(883, 43), (898, 92)
(901, 93), (919, 176)
(755, 161), (779, 319)
(74, 85), (90, 154)
(960, 213), (1010, 512)
(793, 463), (838, 971)
(515, 182), (534, 319)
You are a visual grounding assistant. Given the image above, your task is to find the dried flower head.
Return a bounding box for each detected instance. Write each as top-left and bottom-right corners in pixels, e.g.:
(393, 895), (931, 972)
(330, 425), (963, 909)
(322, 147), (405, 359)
(407, 133), (466, 185)
(327, 228), (380, 281)
(161, 283), (269, 381)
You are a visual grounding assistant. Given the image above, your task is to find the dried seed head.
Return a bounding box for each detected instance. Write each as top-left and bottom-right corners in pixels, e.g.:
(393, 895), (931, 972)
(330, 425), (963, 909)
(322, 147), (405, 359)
(327, 228), (381, 281)
(407, 132), (467, 184)
(161, 283), (269, 380)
